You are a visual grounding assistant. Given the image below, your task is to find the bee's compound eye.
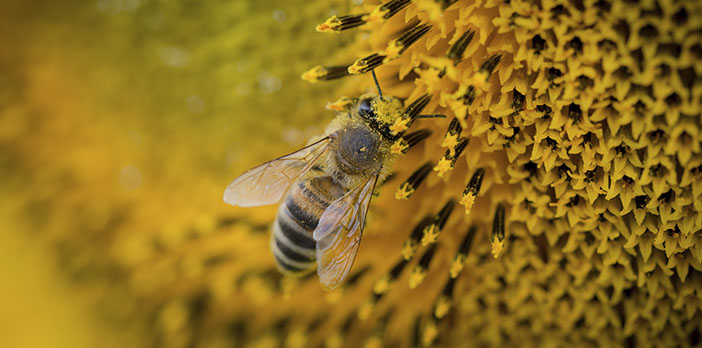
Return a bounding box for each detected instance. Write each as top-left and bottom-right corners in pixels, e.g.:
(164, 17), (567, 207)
(358, 98), (374, 118)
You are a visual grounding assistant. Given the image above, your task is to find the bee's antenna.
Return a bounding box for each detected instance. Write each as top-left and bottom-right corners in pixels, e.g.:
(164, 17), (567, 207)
(371, 69), (384, 100)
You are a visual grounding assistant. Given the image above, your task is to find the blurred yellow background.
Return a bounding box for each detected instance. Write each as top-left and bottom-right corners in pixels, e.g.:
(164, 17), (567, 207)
(0, 0), (353, 346)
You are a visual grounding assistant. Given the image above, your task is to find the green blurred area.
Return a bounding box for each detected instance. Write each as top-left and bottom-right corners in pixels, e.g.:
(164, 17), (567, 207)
(0, 0), (356, 346)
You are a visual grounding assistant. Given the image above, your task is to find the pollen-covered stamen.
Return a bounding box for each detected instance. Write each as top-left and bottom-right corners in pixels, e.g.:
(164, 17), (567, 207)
(433, 277), (456, 319)
(315, 14), (368, 33)
(348, 53), (387, 74)
(458, 85), (476, 106)
(490, 203), (506, 258)
(459, 168), (485, 215)
(401, 216), (433, 260)
(325, 96), (357, 111)
(421, 199), (456, 245)
(396, 163), (432, 200)
(421, 317), (439, 347)
(360, 258), (409, 319)
(449, 225), (477, 278)
(364, 0), (412, 23)
(301, 65), (351, 82)
(433, 138), (468, 177)
(471, 54), (502, 89)
(384, 23), (433, 62)
(403, 129), (432, 151)
(392, 129), (431, 155)
(441, 118), (463, 157)
(389, 93), (433, 135)
(447, 29), (475, 65)
(408, 243), (438, 289)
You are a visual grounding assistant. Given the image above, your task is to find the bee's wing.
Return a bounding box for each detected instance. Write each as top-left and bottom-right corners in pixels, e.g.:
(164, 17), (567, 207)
(314, 174), (378, 291)
(223, 137), (331, 207)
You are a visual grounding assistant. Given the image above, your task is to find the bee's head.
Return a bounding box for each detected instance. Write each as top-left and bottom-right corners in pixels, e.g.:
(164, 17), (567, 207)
(356, 95), (404, 140)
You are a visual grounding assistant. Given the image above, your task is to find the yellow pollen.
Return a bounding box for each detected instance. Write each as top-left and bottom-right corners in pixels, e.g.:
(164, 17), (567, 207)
(315, 16), (342, 33)
(384, 40), (404, 62)
(358, 299), (374, 320)
(449, 255), (466, 278)
(373, 276), (391, 295)
(441, 133), (461, 157)
(325, 289), (342, 304)
(395, 182), (414, 200)
(401, 239), (417, 260)
(300, 65), (327, 83)
(421, 319), (439, 347)
(389, 117), (410, 135)
(433, 157), (453, 178)
(325, 96), (354, 111)
(421, 224), (439, 246)
(347, 59), (367, 75)
(491, 239), (505, 258)
(459, 193), (476, 215)
(434, 296), (453, 319)
(408, 266), (426, 289)
(390, 139), (409, 155)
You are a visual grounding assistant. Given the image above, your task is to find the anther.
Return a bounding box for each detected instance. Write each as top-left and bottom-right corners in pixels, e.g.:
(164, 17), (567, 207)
(459, 168), (485, 215)
(364, 0), (412, 23)
(396, 163), (432, 200)
(421, 199), (456, 245)
(408, 244), (438, 289)
(441, 118), (463, 157)
(490, 203), (506, 258)
(447, 29), (475, 65)
(301, 65), (351, 82)
(316, 14), (368, 33)
(401, 216), (433, 260)
(392, 129), (431, 155)
(433, 138), (468, 177)
(385, 23), (433, 62)
(449, 225), (477, 278)
(433, 277), (456, 319)
(348, 53), (387, 74)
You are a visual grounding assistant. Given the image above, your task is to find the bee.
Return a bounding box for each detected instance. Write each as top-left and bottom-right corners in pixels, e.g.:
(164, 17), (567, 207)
(223, 73), (439, 290)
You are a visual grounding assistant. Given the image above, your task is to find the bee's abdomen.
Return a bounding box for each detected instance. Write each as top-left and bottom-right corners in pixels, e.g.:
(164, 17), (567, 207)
(272, 176), (342, 275)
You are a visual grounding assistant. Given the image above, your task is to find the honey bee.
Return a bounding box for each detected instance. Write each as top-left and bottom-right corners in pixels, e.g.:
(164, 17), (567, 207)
(223, 74), (438, 290)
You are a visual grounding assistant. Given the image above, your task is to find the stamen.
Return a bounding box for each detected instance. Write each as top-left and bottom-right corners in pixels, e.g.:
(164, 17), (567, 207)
(360, 258), (409, 319)
(421, 199), (456, 245)
(348, 53), (387, 74)
(490, 203), (506, 258)
(433, 277), (456, 319)
(449, 225), (477, 278)
(459, 168), (485, 215)
(315, 14), (368, 33)
(401, 216), (433, 260)
(441, 117), (463, 157)
(447, 29), (475, 65)
(433, 138), (468, 177)
(471, 54), (502, 89)
(405, 93), (432, 121)
(325, 96), (357, 111)
(395, 163), (432, 200)
(436, 0), (459, 10)
(384, 23), (433, 62)
(402, 129), (432, 151)
(364, 0), (412, 23)
(301, 65), (351, 82)
(408, 243), (437, 288)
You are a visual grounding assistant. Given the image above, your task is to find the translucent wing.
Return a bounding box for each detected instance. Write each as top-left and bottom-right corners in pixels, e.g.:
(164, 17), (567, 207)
(314, 174), (378, 291)
(223, 137), (331, 207)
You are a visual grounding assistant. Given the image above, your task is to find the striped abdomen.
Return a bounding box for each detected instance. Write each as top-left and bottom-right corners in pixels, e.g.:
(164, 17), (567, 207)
(271, 175), (344, 275)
